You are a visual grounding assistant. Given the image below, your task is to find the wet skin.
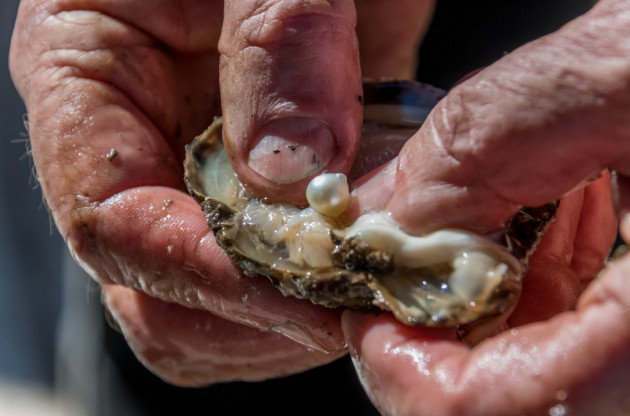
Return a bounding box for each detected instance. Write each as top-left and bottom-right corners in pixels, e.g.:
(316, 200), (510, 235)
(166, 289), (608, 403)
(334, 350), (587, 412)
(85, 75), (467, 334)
(10, 0), (433, 384)
(9, 0), (630, 414)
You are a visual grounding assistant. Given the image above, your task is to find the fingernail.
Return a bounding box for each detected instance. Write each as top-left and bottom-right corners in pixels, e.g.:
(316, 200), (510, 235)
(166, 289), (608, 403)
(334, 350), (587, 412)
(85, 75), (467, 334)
(248, 117), (335, 184)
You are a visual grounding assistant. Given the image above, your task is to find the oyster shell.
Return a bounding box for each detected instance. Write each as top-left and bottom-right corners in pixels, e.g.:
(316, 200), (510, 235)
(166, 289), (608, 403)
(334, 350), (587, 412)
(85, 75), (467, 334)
(184, 81), (556, 327)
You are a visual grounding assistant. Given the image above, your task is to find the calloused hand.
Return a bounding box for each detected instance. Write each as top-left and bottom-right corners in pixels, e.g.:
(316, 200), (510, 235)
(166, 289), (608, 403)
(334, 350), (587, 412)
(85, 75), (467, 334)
(342, 1), (630, 414)
(9, 0), (434, 385)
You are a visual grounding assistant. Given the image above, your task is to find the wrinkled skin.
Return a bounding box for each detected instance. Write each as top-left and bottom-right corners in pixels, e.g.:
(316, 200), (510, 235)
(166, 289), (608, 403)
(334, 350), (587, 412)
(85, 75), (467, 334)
(9, 0), (630, 415)
(10, 0), (434, 384)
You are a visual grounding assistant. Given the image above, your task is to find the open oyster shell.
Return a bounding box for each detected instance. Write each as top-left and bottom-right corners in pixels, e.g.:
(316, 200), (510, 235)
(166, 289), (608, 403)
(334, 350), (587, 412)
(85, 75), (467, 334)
(184, 81), (557, 327)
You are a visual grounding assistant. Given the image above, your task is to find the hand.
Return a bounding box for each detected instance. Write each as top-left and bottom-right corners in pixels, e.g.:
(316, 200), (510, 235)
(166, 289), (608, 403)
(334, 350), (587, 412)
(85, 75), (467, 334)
(342, 1), (630, 414)
(9, 0), (435, 385)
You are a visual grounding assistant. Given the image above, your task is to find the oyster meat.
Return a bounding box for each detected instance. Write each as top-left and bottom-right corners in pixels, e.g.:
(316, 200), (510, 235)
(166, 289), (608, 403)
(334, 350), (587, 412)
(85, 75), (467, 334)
(184, 81), (556, 327)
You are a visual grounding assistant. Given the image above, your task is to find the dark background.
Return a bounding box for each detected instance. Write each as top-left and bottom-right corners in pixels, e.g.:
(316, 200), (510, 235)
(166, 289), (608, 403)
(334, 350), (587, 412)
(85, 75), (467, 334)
(1, 0), (64, 388)
(1, 1), (597, 415)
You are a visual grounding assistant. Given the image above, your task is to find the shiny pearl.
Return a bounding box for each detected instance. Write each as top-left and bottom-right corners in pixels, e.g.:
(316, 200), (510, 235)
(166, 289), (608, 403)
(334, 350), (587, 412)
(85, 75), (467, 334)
(306, 173), (350, 217)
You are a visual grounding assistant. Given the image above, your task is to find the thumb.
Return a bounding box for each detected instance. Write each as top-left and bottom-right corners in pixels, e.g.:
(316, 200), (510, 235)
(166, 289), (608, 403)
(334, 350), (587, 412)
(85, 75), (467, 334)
(218, 0), (363, 204)
(384, 0), (630, 234)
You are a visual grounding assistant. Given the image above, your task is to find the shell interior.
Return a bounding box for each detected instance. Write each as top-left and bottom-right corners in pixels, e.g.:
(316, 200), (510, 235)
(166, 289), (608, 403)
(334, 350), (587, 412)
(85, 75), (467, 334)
(184, 81), (556, 327)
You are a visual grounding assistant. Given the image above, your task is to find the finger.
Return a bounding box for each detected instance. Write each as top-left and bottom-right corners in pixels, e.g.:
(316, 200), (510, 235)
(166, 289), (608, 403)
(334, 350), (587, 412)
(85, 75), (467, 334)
(343, 249), (630, 415)
(571, 172), (619, 285)
(218, 0), (363, 203)
(103, 285), (343, 386)
(381, 0), (630, 234)
(10, 0), (223, 160)
(355, 0), (435, 79)
(74, 187), (346, 352)
(507, 188), (585, 326)
(508, 172), (617, 327)
(11, 1), (346, 352)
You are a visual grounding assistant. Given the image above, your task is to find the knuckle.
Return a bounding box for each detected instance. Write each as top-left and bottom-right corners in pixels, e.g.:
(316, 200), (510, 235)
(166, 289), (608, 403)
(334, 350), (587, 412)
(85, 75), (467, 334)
(228, 0), (354, 50)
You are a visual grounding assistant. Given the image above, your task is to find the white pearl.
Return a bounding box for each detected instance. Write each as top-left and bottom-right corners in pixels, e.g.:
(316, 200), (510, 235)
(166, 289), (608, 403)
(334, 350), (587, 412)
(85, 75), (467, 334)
(306, 173), (350, 217)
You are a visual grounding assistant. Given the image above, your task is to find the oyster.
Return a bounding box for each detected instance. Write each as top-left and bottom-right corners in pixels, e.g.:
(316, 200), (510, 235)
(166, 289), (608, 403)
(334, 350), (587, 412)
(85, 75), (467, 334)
(184, 81), (556, 327)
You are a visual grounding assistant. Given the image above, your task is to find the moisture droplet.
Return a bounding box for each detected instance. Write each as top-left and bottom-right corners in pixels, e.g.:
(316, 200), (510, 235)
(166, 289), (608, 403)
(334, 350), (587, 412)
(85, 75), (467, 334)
(162, 199), (174, 210)
(496, 338), (508, 351)
(555, 390), (568, 401)
(548, 404), (567, 416)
